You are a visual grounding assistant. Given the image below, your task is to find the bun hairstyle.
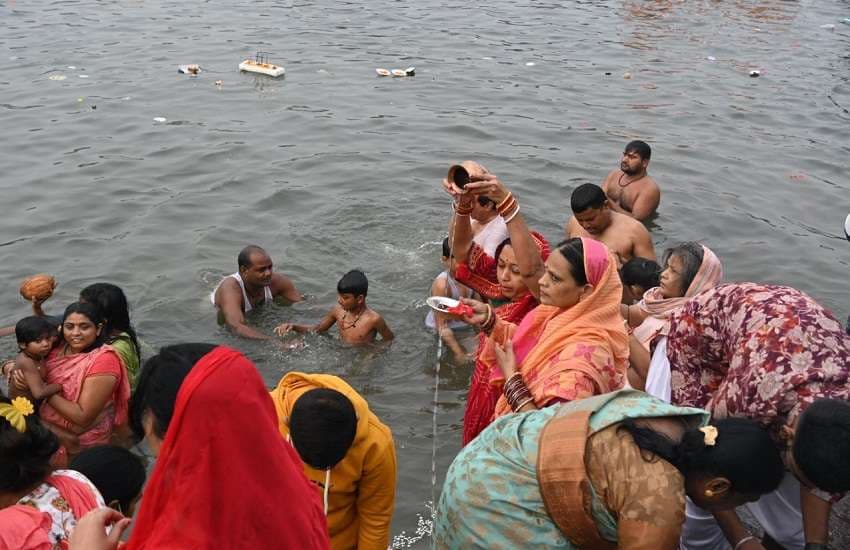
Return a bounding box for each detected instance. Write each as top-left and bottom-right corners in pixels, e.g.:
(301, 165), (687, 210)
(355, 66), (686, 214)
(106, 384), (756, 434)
(0, 395), (60, 493)
(619, 417), (784, 495)
(79, 283), (141, 366)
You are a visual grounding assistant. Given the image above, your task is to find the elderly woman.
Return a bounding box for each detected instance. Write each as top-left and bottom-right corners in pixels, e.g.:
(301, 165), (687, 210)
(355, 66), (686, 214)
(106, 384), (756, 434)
(442, 168), (550, 444)
(434, 390), (785, 549)
(665, 283), (850, 550)
(39, 302), (131, 464)
(622, 242), (722, 397)
(69, 344), (330, 549)
(0, 394), (105, 549)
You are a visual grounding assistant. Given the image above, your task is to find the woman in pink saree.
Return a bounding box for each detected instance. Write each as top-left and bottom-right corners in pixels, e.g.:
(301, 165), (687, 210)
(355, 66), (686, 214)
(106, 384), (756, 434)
(39, 302), (130, 464)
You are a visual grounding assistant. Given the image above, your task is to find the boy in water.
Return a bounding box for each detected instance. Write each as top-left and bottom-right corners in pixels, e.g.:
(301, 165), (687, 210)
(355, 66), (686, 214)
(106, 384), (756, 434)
(275, 270), (394, 345)
(10, 316), (61, 400)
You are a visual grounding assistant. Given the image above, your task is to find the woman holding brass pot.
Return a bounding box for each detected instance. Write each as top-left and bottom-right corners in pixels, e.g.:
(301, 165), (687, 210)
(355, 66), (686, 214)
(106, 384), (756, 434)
(445, 169), (628, 442)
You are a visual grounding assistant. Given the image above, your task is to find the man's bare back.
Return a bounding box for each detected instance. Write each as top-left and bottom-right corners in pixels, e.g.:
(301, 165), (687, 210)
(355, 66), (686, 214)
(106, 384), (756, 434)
(566, 211), (656, 265)
(601, 169), (660, 221)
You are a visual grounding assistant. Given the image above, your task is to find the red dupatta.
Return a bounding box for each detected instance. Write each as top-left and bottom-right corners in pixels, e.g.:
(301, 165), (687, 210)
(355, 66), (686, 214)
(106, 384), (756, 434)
(126, 346), (330, 550)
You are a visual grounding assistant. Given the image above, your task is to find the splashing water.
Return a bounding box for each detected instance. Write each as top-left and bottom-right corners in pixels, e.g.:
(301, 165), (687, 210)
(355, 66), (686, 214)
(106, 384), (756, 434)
(388, 501), (436, 549)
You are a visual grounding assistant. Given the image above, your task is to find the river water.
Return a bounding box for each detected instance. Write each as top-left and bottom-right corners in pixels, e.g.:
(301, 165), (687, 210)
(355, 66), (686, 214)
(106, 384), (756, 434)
(2, 0), (849, 545)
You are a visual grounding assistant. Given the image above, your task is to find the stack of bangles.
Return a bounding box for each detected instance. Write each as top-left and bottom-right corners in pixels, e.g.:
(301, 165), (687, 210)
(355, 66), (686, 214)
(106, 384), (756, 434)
(503, 372), (534, 412)
(496, 192), (520, 223)
(454, 201), (474, 217)
(479, 304), (496, 334)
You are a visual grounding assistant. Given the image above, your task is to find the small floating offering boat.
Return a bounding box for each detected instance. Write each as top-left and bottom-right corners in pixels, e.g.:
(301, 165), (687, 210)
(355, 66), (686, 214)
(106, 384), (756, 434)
(376, 67), (415, 77)
(239, 52), (285, 77)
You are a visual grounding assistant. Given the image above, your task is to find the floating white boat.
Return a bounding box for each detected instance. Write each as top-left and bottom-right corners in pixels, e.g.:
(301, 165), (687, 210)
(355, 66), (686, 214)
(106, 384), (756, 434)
(239, 52), (285, 77)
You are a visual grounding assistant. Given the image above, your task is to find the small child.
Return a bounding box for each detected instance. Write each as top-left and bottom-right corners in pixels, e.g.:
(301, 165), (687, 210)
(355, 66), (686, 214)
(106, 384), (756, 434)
(426, 238), (477, 363)
(70, 445), (147, 517)
(275, 270), (394, 345)
(620, 257), (661, 305)
(10, 316), (61, 400)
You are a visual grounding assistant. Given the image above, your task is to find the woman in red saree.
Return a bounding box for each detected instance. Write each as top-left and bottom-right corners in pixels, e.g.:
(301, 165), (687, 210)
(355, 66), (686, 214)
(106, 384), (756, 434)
(70, 343), (330, 549)
(444, 169), (550, 444)
(39, 302), (130, 464)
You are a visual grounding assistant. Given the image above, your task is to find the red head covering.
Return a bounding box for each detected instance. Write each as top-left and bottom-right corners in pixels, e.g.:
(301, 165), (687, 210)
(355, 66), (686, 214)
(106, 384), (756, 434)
(126, 346), (330, 550)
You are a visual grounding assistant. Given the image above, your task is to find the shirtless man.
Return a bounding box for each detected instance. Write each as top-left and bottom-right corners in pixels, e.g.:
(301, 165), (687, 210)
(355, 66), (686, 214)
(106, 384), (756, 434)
(600, 140), (661, 221)
(565, 183), (656, 264)
(275, 270), (393, 345)
(210, 245), (302, 340)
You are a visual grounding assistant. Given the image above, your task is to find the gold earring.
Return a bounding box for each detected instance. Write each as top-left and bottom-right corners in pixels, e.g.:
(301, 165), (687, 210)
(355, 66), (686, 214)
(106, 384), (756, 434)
(704, 490), (714, 498)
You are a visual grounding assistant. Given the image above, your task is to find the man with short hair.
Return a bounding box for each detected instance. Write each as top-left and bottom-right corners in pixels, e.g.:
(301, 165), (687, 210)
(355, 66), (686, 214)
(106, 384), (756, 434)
(210, 245), (302, 339)
(601, 140), (661, 221)
(270, 372), (397, 550)
(565, 183), (656, 264)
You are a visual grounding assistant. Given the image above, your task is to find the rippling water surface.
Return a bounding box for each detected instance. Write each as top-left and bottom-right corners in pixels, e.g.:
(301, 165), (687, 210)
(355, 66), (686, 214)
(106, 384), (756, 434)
(2, 0), (849, 544)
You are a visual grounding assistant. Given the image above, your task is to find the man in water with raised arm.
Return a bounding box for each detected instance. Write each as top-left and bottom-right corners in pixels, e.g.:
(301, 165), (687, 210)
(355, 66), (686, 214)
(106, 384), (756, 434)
(600, 140), (661, 221)
(565, 183), (656, 265)
(211, 245), (302, 340)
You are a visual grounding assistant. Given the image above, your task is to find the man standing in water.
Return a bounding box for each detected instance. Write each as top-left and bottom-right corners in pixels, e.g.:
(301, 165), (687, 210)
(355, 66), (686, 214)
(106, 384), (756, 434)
(210, 245), (302, 340)
(601, 140), (661, 221)
(565, 183), (656, 264)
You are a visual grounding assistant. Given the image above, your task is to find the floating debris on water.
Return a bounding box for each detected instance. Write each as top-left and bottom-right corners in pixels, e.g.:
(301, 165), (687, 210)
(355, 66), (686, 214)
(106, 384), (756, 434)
(178, 64), (201, 75)
(214, 80), (223, 87)
(525, 61), (535, 66)
(706, 55), (716, 61)
(749, 70), (760, 77)
(67, 65), (76, 69)
(623, 72), (632, 79)
(48, 75), (66, 81)
(78, 74), (89, 78)
(239, 51), (284, 77)
(153, 116), (167, 122)
(377, 67), (415, 77)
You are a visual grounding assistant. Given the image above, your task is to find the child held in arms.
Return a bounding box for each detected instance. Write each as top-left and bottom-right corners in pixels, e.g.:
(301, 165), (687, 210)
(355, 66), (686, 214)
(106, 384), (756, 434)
(275, 270), (394, 345)
(7, 316), (61, 400)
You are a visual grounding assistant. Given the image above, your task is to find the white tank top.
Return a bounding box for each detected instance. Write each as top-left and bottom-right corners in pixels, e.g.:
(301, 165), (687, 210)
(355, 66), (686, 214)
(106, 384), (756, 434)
(210, 272), (273, 313)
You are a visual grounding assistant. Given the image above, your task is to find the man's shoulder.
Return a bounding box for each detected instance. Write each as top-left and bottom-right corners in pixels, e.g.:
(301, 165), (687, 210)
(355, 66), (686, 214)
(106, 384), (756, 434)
(612, 211), (649, 233)
(602, 169), (621, 186)
(270, 273), (294, 293)
(216, 276), (242, 297)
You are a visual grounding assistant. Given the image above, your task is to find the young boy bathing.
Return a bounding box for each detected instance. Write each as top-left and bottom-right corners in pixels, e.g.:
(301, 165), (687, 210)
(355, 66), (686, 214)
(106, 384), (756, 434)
(9, 316), (61, 400)
(274, 270), (394, 345)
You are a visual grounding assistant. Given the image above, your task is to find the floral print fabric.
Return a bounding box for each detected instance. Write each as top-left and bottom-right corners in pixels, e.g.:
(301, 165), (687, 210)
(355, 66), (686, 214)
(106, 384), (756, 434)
(17, 470), (105, 549)
(667, 283), (850, 437)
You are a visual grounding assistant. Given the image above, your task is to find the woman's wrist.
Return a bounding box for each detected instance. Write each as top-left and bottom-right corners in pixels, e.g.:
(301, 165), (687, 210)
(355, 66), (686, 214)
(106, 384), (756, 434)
(479, 305), (496, 334)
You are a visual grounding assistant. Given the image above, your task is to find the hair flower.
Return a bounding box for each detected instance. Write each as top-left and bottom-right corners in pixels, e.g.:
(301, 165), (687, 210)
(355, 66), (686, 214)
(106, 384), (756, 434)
(0, 396), (34, 433)
(699, 425), (718, 446)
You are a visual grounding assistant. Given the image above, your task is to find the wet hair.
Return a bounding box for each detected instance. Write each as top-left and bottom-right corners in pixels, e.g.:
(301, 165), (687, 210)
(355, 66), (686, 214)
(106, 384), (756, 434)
(793, 399), (850, 493)
(0, 395), (60, 493)
(625, 140), (651, 160)
(237, 245), (267, 270)
(130, 343), (218, 441)
(554, 239), (588, 286)
(570, 183), (607, 214)
(619, 417), (784, 495)
(337, 270), (368, 297)
(70, 446), (147, 513)
(476, 195), (496, 209)
(620, 258), (661, 290)
(15, 316), (53, 345)
(289, 388), (357, 470)
(79, 283), (141, 366)
(61, 302), (108, 352)
(441, 238), (451, 259)
(661, 242), (705, 296)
